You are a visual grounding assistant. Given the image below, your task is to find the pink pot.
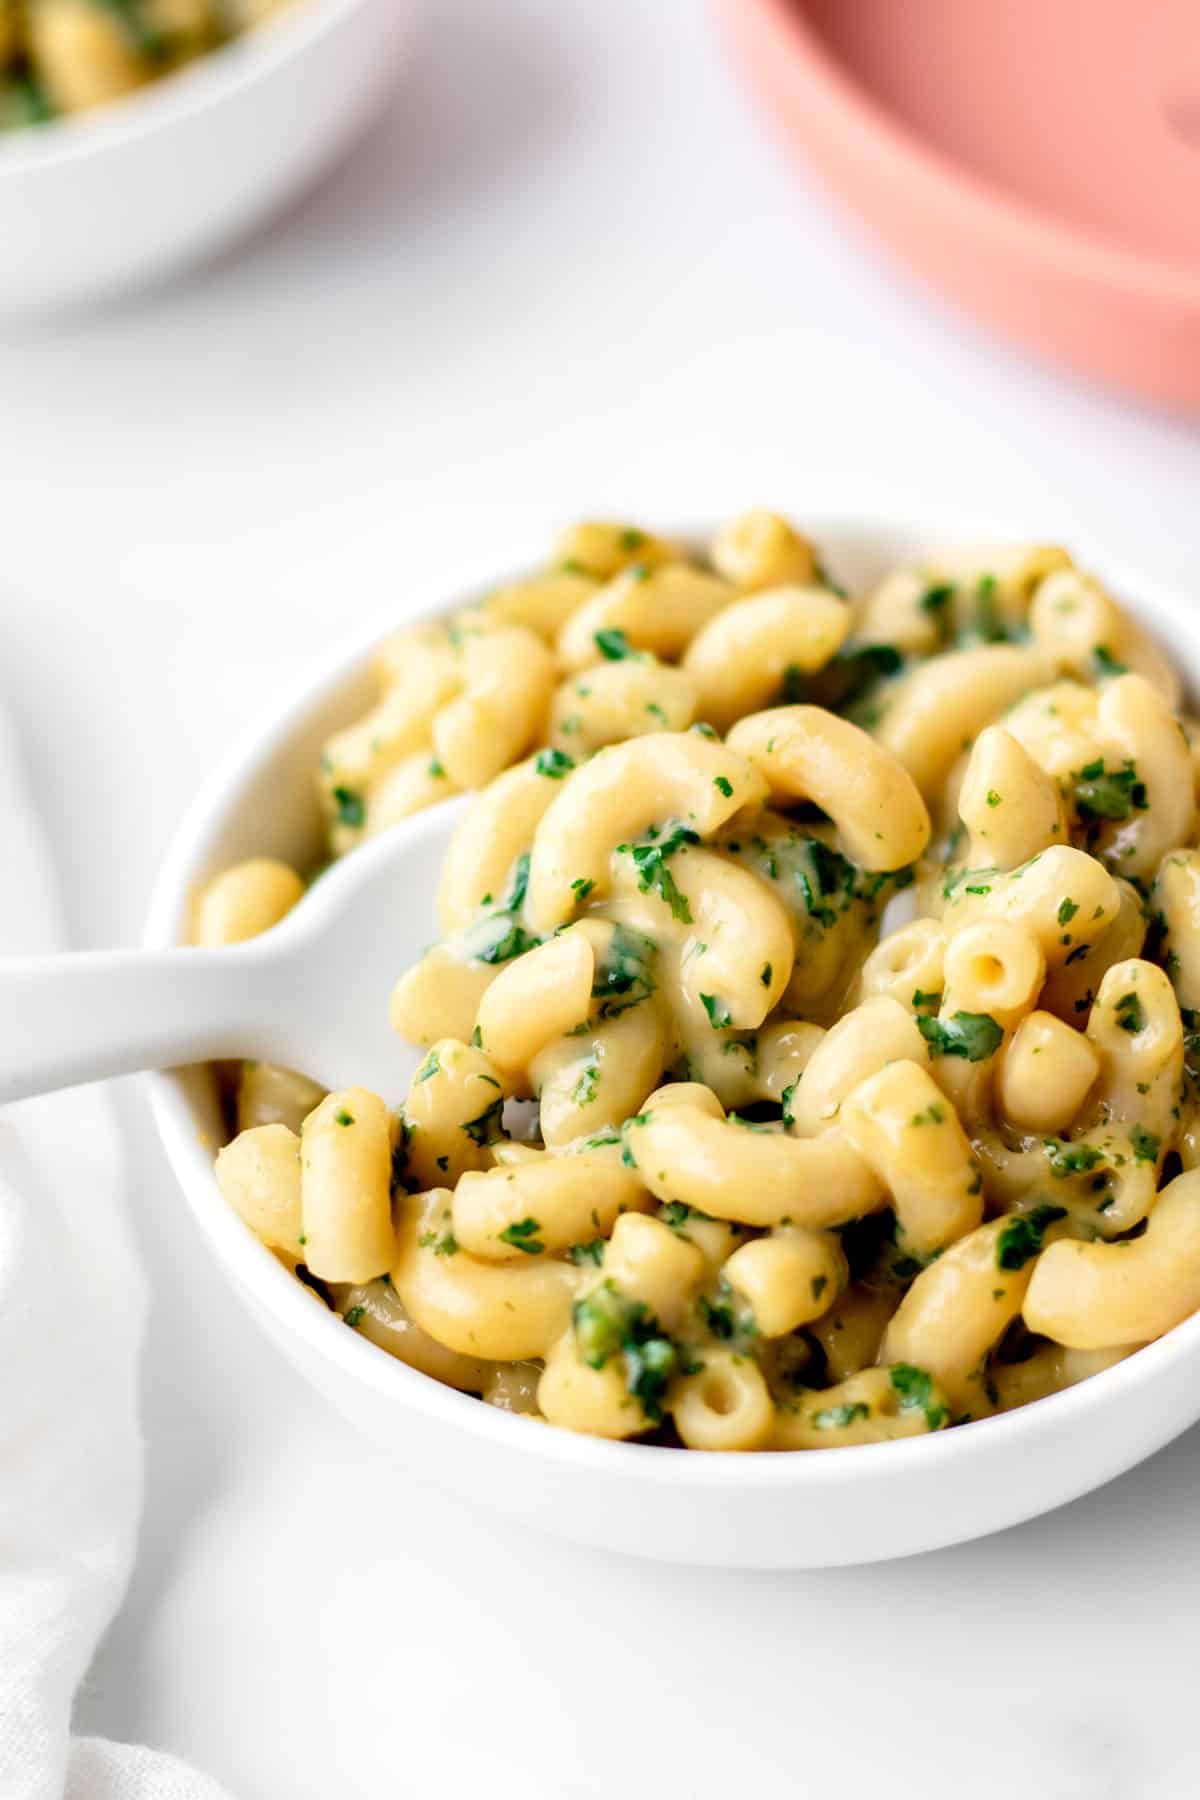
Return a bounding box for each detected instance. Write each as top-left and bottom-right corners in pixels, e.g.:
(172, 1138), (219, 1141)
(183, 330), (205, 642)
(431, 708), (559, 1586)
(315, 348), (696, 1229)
(721, 0), (1200, 416)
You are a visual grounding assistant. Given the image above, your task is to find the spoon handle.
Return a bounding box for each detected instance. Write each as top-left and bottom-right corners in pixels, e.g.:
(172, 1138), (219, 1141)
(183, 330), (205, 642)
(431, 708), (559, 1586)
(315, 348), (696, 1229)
(0, 946), (268, 1104)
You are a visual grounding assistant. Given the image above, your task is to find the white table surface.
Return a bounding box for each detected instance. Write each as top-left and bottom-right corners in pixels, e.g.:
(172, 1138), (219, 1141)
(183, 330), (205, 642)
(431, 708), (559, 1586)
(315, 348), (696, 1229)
(4, 1), (1200, 1793)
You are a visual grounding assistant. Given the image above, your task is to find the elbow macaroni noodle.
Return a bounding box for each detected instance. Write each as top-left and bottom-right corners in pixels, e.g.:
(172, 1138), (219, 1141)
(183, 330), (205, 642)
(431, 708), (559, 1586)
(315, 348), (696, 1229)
(205, 514), (1200, 1451)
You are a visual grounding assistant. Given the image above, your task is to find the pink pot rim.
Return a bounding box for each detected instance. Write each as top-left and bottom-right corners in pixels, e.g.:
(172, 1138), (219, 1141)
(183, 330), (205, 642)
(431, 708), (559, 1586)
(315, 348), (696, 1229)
(720, 0), (1200, 308)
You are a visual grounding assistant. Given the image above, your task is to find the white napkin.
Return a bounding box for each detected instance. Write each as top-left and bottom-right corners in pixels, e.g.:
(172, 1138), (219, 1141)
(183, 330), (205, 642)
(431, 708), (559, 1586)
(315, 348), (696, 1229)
(0, 711), (233, 1799)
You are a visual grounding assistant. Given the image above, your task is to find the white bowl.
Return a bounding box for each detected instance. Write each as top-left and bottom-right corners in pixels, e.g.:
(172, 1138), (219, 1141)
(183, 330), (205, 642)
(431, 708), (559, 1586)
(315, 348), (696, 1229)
(0, 0), (417, 312)
(145, 512), (1200, 1568)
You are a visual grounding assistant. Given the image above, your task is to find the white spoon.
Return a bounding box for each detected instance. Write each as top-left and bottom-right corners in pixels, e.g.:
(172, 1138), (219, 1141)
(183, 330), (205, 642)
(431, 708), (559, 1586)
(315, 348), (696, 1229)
(0, 799), (472, 1107)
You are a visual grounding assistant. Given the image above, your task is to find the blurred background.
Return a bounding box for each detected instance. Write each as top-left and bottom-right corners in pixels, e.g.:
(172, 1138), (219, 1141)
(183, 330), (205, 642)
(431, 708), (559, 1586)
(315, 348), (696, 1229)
(2, 1), (1198, 1794)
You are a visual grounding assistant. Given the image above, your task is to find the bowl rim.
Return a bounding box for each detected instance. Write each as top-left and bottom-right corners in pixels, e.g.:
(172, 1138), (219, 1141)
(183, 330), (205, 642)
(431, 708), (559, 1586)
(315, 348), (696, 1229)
(721, 0), (1200, 304)
(0, 0), (372, 174)
(144, 501), (1200, 1491)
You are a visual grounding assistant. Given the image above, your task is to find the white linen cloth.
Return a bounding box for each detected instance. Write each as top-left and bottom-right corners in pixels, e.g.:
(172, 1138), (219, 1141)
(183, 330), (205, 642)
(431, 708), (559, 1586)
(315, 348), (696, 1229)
(0, 711), (232, 1799)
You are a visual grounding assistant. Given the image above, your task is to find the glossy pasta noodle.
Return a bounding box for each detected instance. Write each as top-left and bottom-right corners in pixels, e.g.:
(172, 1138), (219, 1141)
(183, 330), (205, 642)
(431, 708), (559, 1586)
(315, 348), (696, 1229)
(204, 511), (1200, 1451)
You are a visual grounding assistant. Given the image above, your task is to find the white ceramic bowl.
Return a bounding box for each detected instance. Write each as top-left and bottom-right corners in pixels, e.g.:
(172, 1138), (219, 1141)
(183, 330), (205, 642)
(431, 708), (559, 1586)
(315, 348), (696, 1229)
(146, 512), (1200, 1568)
(0, 0), (417, 312)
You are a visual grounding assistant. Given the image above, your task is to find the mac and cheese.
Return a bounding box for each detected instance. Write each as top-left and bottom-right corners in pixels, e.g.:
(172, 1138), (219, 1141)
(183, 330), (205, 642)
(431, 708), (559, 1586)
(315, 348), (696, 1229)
(208, 514), (1200, 1452)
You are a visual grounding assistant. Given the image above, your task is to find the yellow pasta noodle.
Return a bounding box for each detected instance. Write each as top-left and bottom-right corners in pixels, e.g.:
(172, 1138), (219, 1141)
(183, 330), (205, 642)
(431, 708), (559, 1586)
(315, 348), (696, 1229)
(215, 1122), (304, 1260)
(451, 1148), (649, 1263)
(681, 587), (849, 731)
(193, 857), (303, 947)
(548, 656), (698, 753)
(876, 644), (1056, 798)
(557, 563), (733, 672)
(300, 1089), (396, 1284)
(1025, 1169), (1200, 1348)
(771, 1366), (950, 1449)
(524, 731), (765, 932)
(839, 1060), (985, 1257)
(710, 509), (817, 591)
(726, 706), (930, 871)
(394, 1189), (579, 1361)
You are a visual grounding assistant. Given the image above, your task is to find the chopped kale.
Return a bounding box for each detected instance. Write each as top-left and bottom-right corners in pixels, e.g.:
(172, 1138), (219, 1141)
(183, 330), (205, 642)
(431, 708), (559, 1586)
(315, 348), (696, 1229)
(535, 747), (575, 779)
(331, 785), (365, 829)
(498, 1217), (544, 1255)
(700, 993), (732, 1030)
(917, 1010), (1003, 1062)
(462, 852), (539, 966)
(1092, 645), (1129, 678)
(812, 1402), (870, 1430)
(1130, 1125), (1161, 1164)
(995, 1203), (1067, 1271)
(889, 1363), (948, 1431)
(1071, 758), (1148, 824)
(418, 1227), (459, 1257)
(461, 1095), (505, 1146)
(909, 1103), (946, 1127)
(471, 915), (541, 965)
(568, 1239), (606, 1267)
(973, 572), (1006, 642)
(591, 924), (657, 1018)
(697, 1285), (757, 1350)
(919, 582), (954, 618)
(615, 822), (698, 922)
(1044, 1138), (1104, 1178)
(1115, 990), (1146, 1034)
(802, 642), (904, 716)
(502, 852), (531, 911)
(572, 1279), (678, 1421)
(572, 1060), (599, 1106)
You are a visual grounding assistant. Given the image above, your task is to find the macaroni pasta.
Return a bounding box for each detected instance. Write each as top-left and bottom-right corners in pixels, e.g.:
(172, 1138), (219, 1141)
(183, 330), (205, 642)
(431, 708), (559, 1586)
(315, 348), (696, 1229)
(207, 514), (1200, 1452)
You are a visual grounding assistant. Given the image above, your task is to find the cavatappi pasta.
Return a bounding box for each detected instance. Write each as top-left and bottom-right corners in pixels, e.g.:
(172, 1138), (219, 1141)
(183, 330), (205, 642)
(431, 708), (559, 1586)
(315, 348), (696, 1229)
(0, 0), (292, 131)
(206, 512), (1200, 1452)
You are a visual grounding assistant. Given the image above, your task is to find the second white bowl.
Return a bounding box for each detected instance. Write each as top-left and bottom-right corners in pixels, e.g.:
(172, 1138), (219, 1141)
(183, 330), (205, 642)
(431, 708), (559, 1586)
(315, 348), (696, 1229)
(0, 0), (418, 312)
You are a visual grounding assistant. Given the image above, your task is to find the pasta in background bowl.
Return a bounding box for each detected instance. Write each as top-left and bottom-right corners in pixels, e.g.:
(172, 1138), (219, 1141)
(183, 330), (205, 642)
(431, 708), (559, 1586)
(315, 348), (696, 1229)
(0, 1), (295, 131)
(147, 510), (1200, 1567)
